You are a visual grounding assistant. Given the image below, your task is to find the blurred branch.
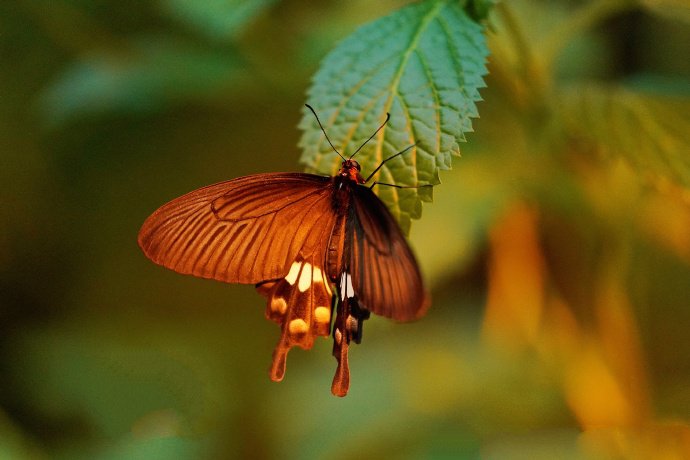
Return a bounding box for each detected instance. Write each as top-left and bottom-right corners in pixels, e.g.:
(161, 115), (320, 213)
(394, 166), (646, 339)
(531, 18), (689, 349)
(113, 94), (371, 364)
(541, 0), (638, 73)
(0, 408), (48, 459)
(495, 2), (549, 105)
(17, 0), (130, 57)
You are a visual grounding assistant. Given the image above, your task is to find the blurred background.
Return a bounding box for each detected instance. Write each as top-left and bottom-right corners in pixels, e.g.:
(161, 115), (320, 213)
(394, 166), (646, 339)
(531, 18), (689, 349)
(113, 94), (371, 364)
(2, 0), (690, 458)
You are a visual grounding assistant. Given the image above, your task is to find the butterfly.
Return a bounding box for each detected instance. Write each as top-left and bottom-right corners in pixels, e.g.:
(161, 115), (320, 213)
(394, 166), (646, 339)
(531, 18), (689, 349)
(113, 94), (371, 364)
(138, 105), (430, 396)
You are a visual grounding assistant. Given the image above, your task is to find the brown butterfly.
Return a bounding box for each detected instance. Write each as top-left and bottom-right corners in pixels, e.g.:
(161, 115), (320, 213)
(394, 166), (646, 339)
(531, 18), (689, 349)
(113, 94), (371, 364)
(138, 105), (430, 396)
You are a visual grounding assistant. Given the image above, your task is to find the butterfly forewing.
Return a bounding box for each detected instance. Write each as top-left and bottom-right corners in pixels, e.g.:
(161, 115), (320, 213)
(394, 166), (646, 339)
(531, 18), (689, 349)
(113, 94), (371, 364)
(138, 173), (332, 284)
(349, 185), (428, 321)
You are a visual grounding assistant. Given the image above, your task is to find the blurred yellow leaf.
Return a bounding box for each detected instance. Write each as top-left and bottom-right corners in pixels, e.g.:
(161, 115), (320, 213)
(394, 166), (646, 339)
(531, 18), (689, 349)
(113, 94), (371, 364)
(638, 181), (690, 263)
(482, 202), (545, 348)
(558, 84), (690, 189)
(564, 344), (636, 429)
(580, 421), (690, 460)
(595, 263), (652, 421)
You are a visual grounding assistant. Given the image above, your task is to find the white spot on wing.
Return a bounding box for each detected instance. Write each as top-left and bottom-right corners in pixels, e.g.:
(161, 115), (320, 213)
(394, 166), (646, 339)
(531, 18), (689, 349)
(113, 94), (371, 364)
(340, 272), (354, 299)
(285, 261), (301, 285)
(313, 265), (333, 296)
(312, 266), (323, 282)
(298, 262), (312, 292)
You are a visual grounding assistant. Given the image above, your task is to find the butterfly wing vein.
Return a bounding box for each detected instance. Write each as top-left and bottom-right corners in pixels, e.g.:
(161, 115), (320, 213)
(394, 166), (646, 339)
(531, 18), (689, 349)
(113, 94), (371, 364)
(138, 173), (333, 284)
(350, 185), (428, 321)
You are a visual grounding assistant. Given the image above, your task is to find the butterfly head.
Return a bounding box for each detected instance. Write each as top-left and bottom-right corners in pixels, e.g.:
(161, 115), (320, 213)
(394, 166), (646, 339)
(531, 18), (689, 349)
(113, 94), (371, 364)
(339, 159), (364, 184)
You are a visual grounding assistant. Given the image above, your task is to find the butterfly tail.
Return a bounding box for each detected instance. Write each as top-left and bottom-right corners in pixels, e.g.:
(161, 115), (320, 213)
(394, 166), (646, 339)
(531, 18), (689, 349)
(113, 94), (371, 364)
(331, 294), (370, 397)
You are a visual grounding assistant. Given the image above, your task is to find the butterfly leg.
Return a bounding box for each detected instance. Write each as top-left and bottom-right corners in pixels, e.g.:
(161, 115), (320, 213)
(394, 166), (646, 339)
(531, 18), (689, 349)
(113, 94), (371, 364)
(256, 257), (334, 381)
(363, 144), (415, 183)
(368, 182), (434, 190)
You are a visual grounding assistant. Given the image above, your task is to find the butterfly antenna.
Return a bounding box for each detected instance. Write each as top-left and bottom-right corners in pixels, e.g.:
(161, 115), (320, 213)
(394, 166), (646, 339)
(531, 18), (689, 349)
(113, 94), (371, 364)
(305, 104), (345, 161)
(349, 112), (390, 160)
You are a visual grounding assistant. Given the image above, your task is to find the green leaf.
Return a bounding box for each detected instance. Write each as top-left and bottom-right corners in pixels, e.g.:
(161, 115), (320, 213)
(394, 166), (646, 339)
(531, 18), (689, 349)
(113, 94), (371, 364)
(298, 0), (489, 234)
(38, 36), (243, 125)
(558, 82), (690, 187)
(160, 0), (277, 42)
(99, 435), (205, 460)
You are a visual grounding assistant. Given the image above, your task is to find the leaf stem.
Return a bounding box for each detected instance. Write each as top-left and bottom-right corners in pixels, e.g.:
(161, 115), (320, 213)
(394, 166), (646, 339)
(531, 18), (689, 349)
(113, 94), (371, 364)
(495, 2), (549, 109)
(496, 2), (535, 77)
(495, 0), (555, 146)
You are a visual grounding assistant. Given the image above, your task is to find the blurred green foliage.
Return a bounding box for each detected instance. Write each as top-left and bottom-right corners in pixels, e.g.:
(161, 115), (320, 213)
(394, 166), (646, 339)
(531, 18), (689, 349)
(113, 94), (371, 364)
(2, 0), (690, 459)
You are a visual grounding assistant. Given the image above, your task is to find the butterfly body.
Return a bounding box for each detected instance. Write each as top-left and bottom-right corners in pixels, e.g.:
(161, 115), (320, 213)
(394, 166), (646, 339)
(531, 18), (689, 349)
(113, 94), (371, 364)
(327, 161), (360, 281)
(139, 152), (428, 396)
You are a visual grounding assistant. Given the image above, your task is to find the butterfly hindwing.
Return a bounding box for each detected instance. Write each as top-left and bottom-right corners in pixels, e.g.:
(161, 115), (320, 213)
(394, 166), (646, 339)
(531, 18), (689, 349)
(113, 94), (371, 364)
(330, 272), (370, 397)
(328, 184), (428, 396)
(257, 255), (334, 382)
